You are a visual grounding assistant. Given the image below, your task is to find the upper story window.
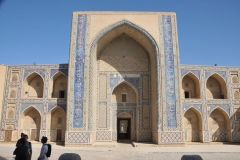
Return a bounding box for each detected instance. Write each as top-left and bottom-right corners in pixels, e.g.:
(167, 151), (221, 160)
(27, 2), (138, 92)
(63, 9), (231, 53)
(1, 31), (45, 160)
(122, 94), (126, 102)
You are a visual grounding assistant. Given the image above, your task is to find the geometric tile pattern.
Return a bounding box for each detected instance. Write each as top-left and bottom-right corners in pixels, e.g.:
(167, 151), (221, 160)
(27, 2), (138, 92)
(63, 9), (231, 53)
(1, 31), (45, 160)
(161, 132), (182, 143)
(162, 15), (177, 128)
(0, 131), (4, 141)
(67, 132), (89, 143)
(96, 131), (111, 141)
(73, 15), (87, 128)
(138, 131), (151, 141)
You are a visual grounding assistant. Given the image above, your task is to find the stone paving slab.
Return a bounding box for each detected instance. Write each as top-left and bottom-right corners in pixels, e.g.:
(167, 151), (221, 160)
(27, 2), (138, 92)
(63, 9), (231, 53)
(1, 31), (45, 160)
(0, 143), (239, 160)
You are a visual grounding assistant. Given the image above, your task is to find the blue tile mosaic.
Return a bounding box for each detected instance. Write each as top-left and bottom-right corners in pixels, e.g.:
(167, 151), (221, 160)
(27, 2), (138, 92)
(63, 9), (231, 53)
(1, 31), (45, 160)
(162, 16), (177, 128)
(50, 69), (68, 78)
(109, 74), (139, 89)
(20, 103), (43, 114)
(181, 69), (200, 79)
(208, 104), (230, 116)
(48, 103), (66, 113)
(182, 104), (202, 115)
(24, 69), (45, 79)
(73, 15), (87, 128)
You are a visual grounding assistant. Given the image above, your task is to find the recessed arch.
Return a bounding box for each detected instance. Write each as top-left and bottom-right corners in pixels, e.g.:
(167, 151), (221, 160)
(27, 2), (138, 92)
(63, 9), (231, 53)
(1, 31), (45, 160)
(208, 107), (231, 142)
(183, 107), (203, 142)
(19, 106), (41, 141)
(48, 72), (68, 98)
(23, 72), (44, 98)
(46, 106), (66, 141)
(112, 81), (137, 103)
(206, 73), (228, 99)
(182, 72), (200, 99)
(89, 20), (160, 132)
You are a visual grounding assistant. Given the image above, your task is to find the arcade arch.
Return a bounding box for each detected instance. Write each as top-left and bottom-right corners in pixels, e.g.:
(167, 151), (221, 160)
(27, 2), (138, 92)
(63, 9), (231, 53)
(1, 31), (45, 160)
(19, 107), (41, 141)
(206, 74), (227, 99)
(49, 72), (68, 98)
(208, 108), (230, 142)
(183, 107), (202, 142)
(47, 106), (66, 141)
(182, 73), (200, 99)
(23, 73), (44, 98)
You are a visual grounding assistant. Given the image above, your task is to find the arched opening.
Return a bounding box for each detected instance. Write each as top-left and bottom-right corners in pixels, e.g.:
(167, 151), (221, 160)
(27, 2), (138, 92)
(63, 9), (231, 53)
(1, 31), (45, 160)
(206, 74), (227, 99)
(23, 73), (44, 98)
(49, 72), (68, 98)
(117, 112), (132, 140)
(208, 108), (230, 142)
(183, 108), (202, 142)
(47, 107), (66, 141)
(90, 20), (159, 139)
(182, 73), (200, 99)
(19, 107), (41, 141)
(112, 82), (137, 141)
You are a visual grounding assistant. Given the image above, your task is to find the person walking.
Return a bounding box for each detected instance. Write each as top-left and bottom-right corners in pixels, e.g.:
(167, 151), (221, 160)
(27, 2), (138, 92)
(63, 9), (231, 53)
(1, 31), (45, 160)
(24, 134), (32, 160)
(13, 138), (29, 160)
(38, 136), (48, 160)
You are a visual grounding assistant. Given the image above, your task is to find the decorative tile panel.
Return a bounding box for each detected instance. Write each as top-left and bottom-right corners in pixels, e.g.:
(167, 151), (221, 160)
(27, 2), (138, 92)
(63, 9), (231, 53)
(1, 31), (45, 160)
(50, 69), (68, 78)
(96, 131), (111, 141)
(24, 69), (45, 79)
(67, 132), (90, 143)
(162, 15), (177, 128)
(73, 15), (87, 128)
(161, 132), (182, 143)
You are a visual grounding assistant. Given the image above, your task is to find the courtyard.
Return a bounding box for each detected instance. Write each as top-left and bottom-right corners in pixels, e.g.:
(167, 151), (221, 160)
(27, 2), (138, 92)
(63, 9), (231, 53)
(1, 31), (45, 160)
(0, 142), (240, 160)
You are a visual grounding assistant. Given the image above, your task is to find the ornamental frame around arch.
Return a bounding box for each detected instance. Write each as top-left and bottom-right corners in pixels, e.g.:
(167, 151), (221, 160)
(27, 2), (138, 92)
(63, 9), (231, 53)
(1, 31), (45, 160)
(208, 107), (230, 119)
(19, 106), (42, 133)
(182, 72), (201, 99)
(88, 20), (161, 131)
(182, 71), (200, 80)
(205, 73), (228, 99)
(183, 106), (203, 119)
(49, 72), (68, 98)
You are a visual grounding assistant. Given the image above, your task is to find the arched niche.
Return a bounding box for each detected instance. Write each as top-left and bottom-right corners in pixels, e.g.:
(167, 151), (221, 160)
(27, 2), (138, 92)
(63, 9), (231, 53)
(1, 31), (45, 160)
(182, 73), (200, 99)
(112, 82), (137, 103)
(46, 106), (66, 141)
(183, 107), (202, 142)
(208, 108), (230, 142)
(90, 20), (159, 132)
(98, 33), (149, 72)
(19, 107), (41, 141)
(49, 72), (68, 98)
(23, 72), (44, 98)
(206, 74), (227, 99)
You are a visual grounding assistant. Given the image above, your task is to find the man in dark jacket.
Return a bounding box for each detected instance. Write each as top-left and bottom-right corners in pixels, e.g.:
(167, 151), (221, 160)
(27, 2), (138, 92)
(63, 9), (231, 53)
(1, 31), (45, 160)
(16, 133), (24, 147)
(13, 138), (29, 160)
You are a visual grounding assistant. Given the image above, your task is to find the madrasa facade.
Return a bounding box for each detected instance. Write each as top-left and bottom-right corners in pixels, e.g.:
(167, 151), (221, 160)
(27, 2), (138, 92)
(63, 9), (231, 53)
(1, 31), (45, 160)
(0, 12), (240, 146)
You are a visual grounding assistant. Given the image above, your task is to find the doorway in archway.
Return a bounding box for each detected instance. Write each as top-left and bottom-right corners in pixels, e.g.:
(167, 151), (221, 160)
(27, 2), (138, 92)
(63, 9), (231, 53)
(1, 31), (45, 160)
(117, 118), (131, 140)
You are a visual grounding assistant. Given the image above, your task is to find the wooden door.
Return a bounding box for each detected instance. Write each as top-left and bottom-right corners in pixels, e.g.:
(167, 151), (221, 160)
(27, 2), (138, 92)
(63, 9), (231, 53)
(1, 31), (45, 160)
(57, 129), (62, 141)
(4, 130), (12, 142)
(31, 129), (36, 140)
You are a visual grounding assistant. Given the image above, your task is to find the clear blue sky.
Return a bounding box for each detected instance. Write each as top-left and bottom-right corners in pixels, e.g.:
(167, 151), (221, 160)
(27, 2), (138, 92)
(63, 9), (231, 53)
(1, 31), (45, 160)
(0, 0), (240, 66)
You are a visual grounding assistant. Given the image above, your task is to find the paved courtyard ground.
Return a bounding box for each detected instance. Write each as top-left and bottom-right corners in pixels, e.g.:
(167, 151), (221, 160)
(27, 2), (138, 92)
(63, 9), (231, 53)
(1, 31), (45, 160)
(0, 142), (240, 160)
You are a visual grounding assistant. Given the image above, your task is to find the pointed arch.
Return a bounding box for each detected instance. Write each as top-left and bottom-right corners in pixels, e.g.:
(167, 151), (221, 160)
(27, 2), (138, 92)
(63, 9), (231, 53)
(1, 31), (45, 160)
(183, 107), (203, 142)
(19, 106), (41, 141)
(117, 112), (132, 118)
(206, 73), (228, 99)
(112, 81), (137, 103)
(208, 107), (231, 142)
(23, 72), (44, 98)
(182, 72), (201, 99)
(49, 72), (68, 98)
(46, 106), (66, 141)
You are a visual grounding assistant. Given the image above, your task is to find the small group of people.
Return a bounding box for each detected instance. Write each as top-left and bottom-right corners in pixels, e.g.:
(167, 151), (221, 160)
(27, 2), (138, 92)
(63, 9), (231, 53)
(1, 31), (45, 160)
(13, 133), (49, 160)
